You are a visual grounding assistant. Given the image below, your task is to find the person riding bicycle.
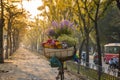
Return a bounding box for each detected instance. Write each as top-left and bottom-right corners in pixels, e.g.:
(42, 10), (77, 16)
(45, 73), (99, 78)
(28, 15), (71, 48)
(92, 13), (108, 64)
(112, 56), (119, 68)
(109, 56), (118, 69)
(109, 58), (114, 68)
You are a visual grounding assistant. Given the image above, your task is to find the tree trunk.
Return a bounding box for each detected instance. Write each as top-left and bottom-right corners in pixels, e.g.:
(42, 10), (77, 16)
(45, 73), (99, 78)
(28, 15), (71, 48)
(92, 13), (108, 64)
(0, 19), (4, 63)
(0, 0), (4, 63)
(77, 39), (85, 74)
(116, 0), (120, 10)
(5, 35), (9, 59)
(95, 21), (102, 66)
(12, 29), (15, 52)
(85, 34), (89, 66)
(9, 31), (12, 56)
(116, 0), (120, 76)
(94, 1), (102, 80)
(16, 31), (19, 50)
(7, 19), (12, 56)
(94, 21), (102, 80)
(79, 39), (85, 60)
(6, 29), (9, 59)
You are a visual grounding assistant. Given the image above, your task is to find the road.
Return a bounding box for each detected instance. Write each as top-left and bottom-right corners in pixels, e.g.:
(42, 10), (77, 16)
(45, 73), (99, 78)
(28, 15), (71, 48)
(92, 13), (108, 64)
(0, 47), (85, 80)
(89, 55), (108, 68)
(89, 55), (108, 70)
(89, 55), (118, 76)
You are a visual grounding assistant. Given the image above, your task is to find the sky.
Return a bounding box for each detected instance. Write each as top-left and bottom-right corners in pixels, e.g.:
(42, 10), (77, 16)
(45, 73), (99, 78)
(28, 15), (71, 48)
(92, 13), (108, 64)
(22, 0), (43, 18)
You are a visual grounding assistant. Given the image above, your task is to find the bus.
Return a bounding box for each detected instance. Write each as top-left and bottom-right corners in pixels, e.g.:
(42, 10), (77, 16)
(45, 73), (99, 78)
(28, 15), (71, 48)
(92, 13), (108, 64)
(104, 43), (120, 64)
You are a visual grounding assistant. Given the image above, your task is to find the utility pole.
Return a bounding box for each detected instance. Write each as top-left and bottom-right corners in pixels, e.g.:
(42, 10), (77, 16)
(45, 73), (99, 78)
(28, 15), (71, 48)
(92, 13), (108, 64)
(0, 0), (4, 63)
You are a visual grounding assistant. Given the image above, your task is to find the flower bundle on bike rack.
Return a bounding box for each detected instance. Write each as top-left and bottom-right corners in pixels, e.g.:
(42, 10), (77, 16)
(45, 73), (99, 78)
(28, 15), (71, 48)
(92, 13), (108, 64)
(43, 47), (74, 61)
(42, 20), (77, 80)
(43, 47), (75, 80)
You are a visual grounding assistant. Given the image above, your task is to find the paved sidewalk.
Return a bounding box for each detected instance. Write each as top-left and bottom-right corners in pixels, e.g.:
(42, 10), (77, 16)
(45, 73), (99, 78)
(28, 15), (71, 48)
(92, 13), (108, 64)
(0, 47), (82, 80)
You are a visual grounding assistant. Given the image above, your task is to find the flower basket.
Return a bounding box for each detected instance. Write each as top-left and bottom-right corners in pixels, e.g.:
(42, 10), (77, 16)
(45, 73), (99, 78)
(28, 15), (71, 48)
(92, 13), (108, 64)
(43, 47), (74, 62)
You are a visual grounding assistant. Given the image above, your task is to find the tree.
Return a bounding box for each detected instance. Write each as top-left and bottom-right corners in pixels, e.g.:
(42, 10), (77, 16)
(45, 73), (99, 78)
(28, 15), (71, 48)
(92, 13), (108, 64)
(98, 4), (120, 43)
(4, 3), (26, 57)
(75, 0), (95, 67)
(38, 0), (76, 22)
(12, 14), (27, 51)
(81, 0), (112, 79)
(22, 17), (47, 52)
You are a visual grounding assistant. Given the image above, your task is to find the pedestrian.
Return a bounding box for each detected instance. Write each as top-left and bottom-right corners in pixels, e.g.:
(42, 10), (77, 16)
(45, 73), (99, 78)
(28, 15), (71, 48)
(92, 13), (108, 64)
(81, 52), (86, 62)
